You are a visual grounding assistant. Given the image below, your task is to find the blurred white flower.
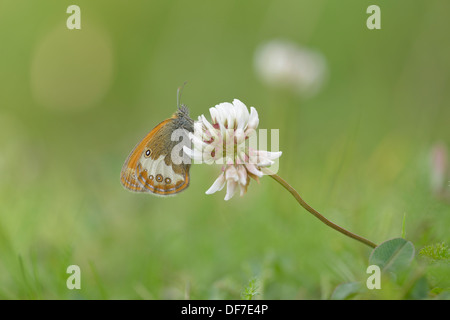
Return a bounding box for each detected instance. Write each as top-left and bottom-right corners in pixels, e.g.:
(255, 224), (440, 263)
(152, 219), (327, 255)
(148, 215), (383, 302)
(254, 40), (327, 97)
(183, 99), (282, 200)
(430, 142), (448, 196)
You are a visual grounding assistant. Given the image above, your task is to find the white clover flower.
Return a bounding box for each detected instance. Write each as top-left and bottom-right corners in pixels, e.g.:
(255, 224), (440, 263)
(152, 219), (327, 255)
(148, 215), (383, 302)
(183, 99), (282, 200)
(254, 40), (327, 97)
(430, 142), (448, 195)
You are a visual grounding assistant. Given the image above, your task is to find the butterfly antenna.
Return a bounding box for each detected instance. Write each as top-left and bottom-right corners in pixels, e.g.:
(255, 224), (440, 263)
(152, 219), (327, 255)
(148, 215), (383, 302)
(177, 81), (188, 110)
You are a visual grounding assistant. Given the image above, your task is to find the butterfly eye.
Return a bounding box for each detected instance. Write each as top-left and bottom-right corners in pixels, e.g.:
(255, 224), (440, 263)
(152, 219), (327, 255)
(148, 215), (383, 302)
(165, 177), (171, 184)
(144, 149), (152, 158)
(156, 174), (163, 182)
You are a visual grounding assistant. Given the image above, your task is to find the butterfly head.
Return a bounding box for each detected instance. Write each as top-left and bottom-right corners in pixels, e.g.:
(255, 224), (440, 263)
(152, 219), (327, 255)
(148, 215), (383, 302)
(173, 82), (194, 132)
(174, 104), (194, 133)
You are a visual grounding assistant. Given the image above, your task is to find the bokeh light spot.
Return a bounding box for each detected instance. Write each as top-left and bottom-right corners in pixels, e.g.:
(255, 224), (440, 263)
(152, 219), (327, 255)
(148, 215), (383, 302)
(30, 25), (114, 112)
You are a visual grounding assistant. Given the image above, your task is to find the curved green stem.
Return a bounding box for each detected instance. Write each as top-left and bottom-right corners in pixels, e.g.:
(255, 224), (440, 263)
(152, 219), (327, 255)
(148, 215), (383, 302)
(262, 168), (377, 249)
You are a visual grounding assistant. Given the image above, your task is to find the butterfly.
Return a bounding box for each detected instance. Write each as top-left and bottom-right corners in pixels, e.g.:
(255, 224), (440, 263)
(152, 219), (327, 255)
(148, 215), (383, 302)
(120, 88), (194, 196)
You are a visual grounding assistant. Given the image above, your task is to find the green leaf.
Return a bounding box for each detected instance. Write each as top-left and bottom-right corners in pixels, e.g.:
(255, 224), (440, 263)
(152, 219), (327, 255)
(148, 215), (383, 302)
(405, 276), (429, 300)
(330, 282), (362, 300)
(240, 277), (261, 300)
(369, 238), (415, 274)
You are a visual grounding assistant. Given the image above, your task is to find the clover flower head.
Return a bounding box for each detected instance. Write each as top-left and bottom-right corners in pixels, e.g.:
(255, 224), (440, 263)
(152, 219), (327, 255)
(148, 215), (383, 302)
(430, 142), (448, 195)
(183, 99), (282, 200)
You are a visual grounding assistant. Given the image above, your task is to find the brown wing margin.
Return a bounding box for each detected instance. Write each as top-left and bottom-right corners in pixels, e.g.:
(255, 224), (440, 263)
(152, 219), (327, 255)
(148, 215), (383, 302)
(120, 119), (173, 192)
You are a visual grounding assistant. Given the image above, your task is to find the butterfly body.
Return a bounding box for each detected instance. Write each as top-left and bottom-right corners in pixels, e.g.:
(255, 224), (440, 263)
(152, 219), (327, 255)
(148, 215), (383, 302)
(120, 105), (194, 196)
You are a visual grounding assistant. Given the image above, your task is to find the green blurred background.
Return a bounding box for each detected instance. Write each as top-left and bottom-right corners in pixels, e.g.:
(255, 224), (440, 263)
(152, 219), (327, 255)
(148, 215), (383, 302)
(0, 0), (449, 299)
